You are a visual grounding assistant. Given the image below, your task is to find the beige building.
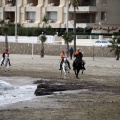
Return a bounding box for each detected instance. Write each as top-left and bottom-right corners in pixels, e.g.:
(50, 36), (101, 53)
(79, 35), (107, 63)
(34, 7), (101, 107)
(0, 0), (120, 34)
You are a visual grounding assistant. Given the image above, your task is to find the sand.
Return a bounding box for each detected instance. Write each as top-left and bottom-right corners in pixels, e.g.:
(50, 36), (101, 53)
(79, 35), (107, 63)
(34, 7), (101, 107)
(0, 54), (120, 120)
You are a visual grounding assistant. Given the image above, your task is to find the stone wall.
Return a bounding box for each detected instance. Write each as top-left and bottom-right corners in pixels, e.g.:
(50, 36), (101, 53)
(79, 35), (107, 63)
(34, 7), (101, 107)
(0, 42), (115, 57)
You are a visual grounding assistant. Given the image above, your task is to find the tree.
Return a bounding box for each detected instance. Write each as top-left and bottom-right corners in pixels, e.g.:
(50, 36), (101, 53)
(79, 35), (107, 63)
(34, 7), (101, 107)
(0, 20), (9, 50)
(0, 20), (5, 27)
(2, 26), (10, 50)
(69, 0), (83, 52)
(62, 32), (73, 56)
(109, 36), (120, 60)
(42, 15), (48, 23)
(39, 34), (47, 58)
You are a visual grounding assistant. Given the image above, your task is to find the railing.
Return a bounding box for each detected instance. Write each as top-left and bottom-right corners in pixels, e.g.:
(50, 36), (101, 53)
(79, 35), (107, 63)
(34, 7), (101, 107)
(25, 19), (35, 23)
(48, 19), (57, 23)
(69, 18), (95, 23)
(81, 2), (96, 6)
(48, 2), (60, 6)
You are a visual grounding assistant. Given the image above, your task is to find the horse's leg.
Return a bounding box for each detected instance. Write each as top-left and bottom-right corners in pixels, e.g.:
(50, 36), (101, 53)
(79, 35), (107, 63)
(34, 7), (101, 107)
(74, 69), (77, 78)
(61, 69), (63, 79)
(76, 69), (80, 79)
(63, 67), (66, 79)
(82, 69), (84, 74)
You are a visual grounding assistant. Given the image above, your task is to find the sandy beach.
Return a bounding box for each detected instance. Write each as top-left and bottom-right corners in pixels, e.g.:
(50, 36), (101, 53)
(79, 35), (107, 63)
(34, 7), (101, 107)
(0, 54), (120, 120)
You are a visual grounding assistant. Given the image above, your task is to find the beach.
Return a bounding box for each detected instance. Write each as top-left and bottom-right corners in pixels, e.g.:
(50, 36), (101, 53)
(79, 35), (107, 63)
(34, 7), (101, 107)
(0, 54), (120, 120)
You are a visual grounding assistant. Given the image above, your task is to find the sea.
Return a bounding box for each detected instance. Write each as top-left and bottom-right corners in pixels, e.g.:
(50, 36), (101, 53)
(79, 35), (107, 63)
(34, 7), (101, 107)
(0, 76), (37, 107)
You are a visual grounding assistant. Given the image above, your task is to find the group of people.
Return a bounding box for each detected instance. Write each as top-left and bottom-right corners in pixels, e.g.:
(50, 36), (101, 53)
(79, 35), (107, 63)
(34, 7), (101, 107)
(1, 48), (85, 70)
(59, 47), (85, 70)
(1, 49), (11, 66)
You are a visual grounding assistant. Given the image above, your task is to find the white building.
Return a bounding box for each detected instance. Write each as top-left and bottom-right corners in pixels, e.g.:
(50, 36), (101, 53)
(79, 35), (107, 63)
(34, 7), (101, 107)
(0, 0), (120, 46)
(0, 0), (120, 33)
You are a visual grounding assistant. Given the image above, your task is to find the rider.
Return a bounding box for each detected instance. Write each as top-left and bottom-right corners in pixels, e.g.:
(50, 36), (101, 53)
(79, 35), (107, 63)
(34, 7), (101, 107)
(1, 49), (11, 66)
(73, 48), (85, 70)
(59, 51), (71, 70)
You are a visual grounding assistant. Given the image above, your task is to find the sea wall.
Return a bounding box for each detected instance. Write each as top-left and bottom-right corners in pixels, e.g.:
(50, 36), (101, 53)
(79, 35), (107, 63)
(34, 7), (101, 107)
(0, 42), (115, 57)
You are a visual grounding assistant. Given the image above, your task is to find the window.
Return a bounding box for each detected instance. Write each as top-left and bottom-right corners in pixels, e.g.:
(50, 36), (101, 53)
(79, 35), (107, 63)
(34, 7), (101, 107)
(77, 35), (90, 39)
(27, 12), (36, 22)
(21, 13), (23, 22)
(47, 12), (57, 22)
(91, 35), (99, 39)
(101, 12), (106, 21)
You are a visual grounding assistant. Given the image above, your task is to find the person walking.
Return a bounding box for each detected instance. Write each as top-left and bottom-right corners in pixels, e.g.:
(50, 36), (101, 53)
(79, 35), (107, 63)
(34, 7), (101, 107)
(69, 47), (74, 60)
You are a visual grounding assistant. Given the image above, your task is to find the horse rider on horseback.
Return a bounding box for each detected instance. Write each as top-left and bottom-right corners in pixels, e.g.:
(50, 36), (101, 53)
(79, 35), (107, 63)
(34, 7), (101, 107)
(73, 48), (85, 70)
(1, 49), (11, 66)
(59, 51), (71, 70)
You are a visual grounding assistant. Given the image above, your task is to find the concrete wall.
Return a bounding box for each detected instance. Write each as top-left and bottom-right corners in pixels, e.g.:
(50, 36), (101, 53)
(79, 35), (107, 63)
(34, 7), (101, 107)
(0, 42), (115, 57)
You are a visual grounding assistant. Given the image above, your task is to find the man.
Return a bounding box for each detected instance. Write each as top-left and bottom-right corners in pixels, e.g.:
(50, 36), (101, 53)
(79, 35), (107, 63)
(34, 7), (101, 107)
(73, 48), (85, 70)
(1, 49), (11, 66)
(69, 47), (74, 60)
(59, 51), (71, 70)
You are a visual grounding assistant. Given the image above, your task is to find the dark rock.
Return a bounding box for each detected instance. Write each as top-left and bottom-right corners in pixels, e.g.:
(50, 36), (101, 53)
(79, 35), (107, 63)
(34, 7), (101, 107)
(34, 88), (52, 96)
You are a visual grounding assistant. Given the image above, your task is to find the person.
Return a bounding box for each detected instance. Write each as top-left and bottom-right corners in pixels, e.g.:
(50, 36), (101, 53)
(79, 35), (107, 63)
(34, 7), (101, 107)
(1, 49), (11, 66)
(59, 51), (71, 70)
(69, 47), (74, 60)
(73, 48), (85, 70)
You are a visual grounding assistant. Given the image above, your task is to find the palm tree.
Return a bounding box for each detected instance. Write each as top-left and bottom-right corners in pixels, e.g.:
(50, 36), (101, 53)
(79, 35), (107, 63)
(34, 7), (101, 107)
(0, 20), (9, 50)
(39, 34), (47, 58)
(62, 32), (73, 56)
(0, 20), (5, 27)
(69, 0), (83, 52)
(109, 36), (120, 60)
(2, 26), (10, 50)
(42, 15), (48, 23)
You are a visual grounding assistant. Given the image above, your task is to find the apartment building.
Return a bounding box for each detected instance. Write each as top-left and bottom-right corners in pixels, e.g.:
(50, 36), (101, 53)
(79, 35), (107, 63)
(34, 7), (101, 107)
(0, 0), (120, 34)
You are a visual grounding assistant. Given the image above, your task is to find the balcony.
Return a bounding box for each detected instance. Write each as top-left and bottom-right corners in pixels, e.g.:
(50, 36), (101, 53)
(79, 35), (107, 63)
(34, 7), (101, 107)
(4, 4), (15, 11)
(46, 6), (58, 12)
(81, 1), (96, 6)
(22, 19), (35, 27)
(6, 0), (16, 6)
(26, 6), (36, 12)
(68, 22), (95, 29)
(69, 6), (97, 12)
(27, 0), (38, 6)
(48, 0), (60, 6)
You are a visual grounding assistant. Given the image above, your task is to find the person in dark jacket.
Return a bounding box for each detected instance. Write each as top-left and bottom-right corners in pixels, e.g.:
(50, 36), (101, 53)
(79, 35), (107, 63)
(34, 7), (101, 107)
(69, 47), (74, 60)
(73, 48), (85, 70)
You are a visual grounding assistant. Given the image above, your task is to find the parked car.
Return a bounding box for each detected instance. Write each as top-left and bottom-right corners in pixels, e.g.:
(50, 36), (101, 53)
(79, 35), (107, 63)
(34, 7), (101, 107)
(94, 40), (112, 47)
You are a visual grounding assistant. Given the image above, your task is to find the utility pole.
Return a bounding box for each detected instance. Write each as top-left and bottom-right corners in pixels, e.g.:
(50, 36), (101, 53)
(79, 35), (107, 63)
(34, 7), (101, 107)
(15, 0), (18, 42)
(73, 0), (76, 52)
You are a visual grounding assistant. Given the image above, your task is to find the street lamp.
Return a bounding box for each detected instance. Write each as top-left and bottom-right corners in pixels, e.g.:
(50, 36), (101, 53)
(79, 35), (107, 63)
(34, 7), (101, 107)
(66, 0), (69, 33)
(15, 0), (18, 42)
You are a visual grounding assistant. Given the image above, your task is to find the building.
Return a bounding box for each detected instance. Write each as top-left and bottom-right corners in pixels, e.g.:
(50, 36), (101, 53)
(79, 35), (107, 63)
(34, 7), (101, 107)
(0, 0), (120, 46)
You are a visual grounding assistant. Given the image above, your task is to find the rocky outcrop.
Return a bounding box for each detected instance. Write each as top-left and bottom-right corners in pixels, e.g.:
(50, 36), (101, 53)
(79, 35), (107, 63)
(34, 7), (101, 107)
(34, 81), (84, 96)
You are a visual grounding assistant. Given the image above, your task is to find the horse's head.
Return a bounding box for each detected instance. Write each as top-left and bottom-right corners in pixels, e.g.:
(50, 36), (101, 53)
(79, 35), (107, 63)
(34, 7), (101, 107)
(63, 57), (67, 62)
(5, 54), (9, 58)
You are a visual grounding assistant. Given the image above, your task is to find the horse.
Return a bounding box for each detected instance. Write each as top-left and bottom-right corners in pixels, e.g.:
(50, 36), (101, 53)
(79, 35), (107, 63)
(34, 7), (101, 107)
(1, 54), (10, 70)
(73, 58), (85, 79)
(60, 57), (70, 79)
